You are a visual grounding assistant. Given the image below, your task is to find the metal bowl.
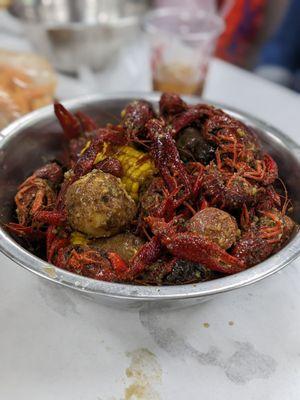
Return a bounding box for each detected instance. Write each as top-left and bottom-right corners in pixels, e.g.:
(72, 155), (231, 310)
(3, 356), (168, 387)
(1, 93), (300, 309)
(9, 0), (150, 73)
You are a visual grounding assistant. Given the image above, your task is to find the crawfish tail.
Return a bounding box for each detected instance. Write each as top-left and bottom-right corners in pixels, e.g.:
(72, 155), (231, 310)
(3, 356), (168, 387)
(171, 105), (213, 136)
(146, 118), (192, 194)
(34, 210), (67, 226)
(129, 236), (162, 278)
(162, 232), (245, 275)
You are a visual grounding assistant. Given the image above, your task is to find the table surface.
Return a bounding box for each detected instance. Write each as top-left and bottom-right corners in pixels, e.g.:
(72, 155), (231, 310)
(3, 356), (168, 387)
(1, 11), (300, 400)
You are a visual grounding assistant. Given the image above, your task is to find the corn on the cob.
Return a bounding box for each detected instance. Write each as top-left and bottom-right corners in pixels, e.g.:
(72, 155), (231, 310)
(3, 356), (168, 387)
(116, 146), (156, 200)
(80, 140), (156, 200)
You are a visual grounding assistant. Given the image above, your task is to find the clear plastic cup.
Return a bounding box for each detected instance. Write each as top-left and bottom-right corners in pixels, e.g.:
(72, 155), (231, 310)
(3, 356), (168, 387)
(144, 7), (224, 95)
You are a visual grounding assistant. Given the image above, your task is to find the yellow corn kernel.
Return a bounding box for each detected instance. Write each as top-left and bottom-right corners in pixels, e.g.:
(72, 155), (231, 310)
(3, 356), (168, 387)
(71, 231), (89, 246)
(139, 162), (150, 173)
(115, 145), (156, 200)
(132, 182), (139, 193)
(78, 141), (156, 201)
(131, 169), (142, 181)
(126, 180), (132, 192)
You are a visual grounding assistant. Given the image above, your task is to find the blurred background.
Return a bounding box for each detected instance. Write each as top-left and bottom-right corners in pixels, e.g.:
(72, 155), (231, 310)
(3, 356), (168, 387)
(0, 0), (299, 129)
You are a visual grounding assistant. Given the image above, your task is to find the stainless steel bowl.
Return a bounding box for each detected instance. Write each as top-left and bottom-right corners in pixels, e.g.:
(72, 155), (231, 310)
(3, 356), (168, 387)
(1, 93), (300, 309)
(9, 0), (150, 73)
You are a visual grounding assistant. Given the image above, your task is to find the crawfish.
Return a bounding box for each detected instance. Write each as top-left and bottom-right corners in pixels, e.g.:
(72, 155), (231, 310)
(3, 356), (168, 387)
(159, 92), (188, 117)
(140, 177), (190, 222)
(72, 134), (124, 179)
(139, 118), (195, 221)
(54, 102), (98, 140)
(202, 162), (261, 210)
(203, 109), (261, 165)
(224, 153), (278, 186)
(15, 178), (55, 226)
(121, 99), (155, 143)
(172, 105), (261, 168)
(7, 162), (63, 235)
(140, 177), (173, 219)
(171, 104), (213, 136)
(55, 102), (98, 167)
(232, 209), (295, 267)
(49, 241), (134, 282)
(53, 236), (160, 282)
(146, 216), (245, 274)
(55, 102), (125, 168)
(6, 163), (63, 252)
(146, 118), (191, 195)
(139, 155), (204, 224)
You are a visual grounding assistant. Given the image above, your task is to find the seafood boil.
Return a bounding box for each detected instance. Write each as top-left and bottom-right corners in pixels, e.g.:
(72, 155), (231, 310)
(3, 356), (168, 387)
(6, 93), (297, 285)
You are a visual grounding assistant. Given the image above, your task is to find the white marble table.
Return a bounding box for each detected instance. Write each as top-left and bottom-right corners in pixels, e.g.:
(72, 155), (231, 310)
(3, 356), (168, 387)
(1, 11), (300, 399)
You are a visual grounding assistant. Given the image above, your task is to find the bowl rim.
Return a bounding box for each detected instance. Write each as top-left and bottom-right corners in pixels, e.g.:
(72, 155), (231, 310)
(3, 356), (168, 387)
(1, 92), (300, 300)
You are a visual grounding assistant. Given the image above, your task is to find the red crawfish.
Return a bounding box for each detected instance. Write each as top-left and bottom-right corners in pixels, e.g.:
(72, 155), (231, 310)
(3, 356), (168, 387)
(6, 162), (63, 235)
(232, 209), (295, 267)
(121, 99), (155, 142)
(159, 92), (188, 117)
(146, 216), (246, 275)
(202, 162), (261, 210)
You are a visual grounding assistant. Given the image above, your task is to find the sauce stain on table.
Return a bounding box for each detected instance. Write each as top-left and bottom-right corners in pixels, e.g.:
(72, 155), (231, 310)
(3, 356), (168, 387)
(38, 280), (79, 317)
(124, 348), (162, 400)
(140, 309), (277, 385)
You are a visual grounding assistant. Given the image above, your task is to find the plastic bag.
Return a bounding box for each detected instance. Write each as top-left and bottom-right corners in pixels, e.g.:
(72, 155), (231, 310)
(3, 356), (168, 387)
(0, 49), (57, 129)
